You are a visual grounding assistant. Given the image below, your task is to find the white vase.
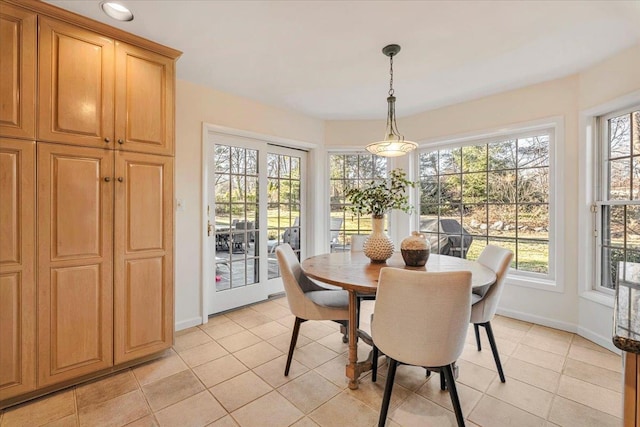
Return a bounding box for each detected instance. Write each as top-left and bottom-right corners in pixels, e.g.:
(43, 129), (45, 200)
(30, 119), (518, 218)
(363, 216), (394, 263)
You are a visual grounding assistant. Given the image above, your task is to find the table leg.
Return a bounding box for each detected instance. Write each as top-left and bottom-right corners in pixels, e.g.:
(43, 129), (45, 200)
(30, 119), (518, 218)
(344, 290), (374, 389)
(346, 290), (359, 389)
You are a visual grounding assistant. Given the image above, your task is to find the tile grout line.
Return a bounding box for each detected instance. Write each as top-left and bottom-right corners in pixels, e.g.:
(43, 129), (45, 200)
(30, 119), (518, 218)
(72, 387), (79, 427)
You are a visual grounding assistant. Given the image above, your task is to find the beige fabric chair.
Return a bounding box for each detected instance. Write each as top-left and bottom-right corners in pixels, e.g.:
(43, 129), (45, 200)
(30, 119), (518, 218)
(275, 244), (349, 375)
(470, 245), (513, 383)
(372, 268), (472, 427)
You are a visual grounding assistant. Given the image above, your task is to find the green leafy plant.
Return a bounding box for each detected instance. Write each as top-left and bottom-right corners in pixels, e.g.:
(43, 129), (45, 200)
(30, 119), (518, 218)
(344, 168), (416, 219)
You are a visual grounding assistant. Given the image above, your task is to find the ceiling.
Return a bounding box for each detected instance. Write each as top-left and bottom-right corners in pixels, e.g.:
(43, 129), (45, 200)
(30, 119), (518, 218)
(46, 1), (640, 120)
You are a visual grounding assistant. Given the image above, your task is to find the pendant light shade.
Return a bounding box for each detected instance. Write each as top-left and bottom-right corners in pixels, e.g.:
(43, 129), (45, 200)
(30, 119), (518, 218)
(365, 44), (417, 157)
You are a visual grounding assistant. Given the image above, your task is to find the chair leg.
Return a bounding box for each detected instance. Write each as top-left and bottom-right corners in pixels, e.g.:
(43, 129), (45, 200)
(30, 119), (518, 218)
(443, 363), (466, 427)
(484, 321), (505, 382)
(285, 317), (305, 376)
(378, 358), (398, 427)
(474, 323), (481, 351)
(339, 322), (348, 343)
(372, 345), (379, 383)
(440, 369), (446, 390)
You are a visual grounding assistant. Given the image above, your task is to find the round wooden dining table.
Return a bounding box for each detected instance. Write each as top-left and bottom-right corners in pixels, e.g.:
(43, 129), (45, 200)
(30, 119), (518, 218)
(301, 251), (497, 389)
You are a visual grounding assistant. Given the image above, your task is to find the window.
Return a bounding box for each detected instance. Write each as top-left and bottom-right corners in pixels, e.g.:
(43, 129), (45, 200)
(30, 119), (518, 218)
(329, 153), (387, 252)
(595, 107), (640, 292)
(419, 128), (554, 280)
(214, 144), (260, 290)
(267, 151), (302, 276)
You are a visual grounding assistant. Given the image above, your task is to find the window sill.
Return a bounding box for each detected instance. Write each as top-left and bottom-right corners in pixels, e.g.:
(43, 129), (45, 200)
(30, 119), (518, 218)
(580, 289), (615, 308)
(506, 275), (563, 293)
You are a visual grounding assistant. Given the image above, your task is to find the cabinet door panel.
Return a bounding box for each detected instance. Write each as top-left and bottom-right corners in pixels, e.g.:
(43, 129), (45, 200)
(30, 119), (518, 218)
(50, 156), (102, 259)
(0, 138), (35, 400)
(115, 42), (174, 156)
(38, 143), (113, 387)
(126, 258), (164, 348)
(38, 17), (114, 148)
(51, 265), (103, 370)
(0, 3), (36, 140)
(114, 152), (173, 363)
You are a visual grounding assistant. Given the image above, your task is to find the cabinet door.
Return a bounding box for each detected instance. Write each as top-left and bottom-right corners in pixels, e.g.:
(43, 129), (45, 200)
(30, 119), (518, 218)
(0, 138), (35, 400)
(115, 42), (174, 156)
(0, 3), (36, 139)
(114, 152), (173, 364)
(37, 143), (113, 387)
(38, 17), (115, 149)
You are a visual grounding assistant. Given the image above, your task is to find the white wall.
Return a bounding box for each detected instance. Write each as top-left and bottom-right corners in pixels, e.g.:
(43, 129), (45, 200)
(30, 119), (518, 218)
(174, 79), (324, 330)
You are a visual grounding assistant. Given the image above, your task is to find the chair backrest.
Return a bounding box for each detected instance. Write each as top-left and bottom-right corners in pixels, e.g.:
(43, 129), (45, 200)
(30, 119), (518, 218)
(234, 221), (251, 243)
(470, 245), (513, 323)
(275, 244), (317, 317)
(330, 217), (343, 248)
(283, 227), (300, 250)
(372, 268), (472, 367)
(350, 235), (368, 252)
(440, 219), (473, 258)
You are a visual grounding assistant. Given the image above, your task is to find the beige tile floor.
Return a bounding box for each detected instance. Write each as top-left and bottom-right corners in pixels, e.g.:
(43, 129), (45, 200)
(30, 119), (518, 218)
(0, 297), (624, 427)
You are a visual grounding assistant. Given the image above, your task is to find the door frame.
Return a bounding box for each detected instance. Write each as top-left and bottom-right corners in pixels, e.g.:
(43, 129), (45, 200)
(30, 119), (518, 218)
(200, 123), (317, 324)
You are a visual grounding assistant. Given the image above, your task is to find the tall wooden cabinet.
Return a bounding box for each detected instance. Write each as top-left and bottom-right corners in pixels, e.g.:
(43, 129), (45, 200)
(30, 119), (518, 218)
(114, 152), (173, 364)
(0, 0), (180, 407)
(0, 138), (36, 401)
(0, 3), (36, 139)
(37, 16), (175, 155)
(114, 43), (175, 156)
(36, 143), (114, 387)
(37, 17), (115, 149)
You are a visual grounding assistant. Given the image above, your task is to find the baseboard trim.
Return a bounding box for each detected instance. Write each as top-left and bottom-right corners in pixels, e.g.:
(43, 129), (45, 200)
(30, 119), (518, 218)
(496, 307), (620, 354)
(175, 317), (203, 332)
(496, 307), (577, 333)
(577, 326), (620, 354)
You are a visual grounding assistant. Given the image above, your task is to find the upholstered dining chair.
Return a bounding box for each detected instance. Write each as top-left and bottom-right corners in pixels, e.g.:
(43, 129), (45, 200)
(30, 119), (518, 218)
(470, 245), (513, 383)
(275, 244), (350, 375)
(372, 268), (472, 427)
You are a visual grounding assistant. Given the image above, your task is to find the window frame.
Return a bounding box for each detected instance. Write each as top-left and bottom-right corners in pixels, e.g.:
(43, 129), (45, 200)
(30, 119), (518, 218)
(415, 117), (564, 292)
(327, 151), (390, 252)
(593, 105), (640, 295)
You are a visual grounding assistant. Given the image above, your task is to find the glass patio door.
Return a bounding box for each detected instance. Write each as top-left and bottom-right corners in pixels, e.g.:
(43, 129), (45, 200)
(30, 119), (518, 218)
(207, 136), (305, 315)
(266, 146), (304, 280)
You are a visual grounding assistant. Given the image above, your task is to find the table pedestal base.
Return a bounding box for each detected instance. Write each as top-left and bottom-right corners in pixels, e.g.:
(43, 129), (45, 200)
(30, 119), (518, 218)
(345, 291), (378, 389)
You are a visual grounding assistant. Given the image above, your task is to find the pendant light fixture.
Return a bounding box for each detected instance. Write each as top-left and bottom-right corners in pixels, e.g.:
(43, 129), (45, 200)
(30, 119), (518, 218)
(365, 44), (417, 157)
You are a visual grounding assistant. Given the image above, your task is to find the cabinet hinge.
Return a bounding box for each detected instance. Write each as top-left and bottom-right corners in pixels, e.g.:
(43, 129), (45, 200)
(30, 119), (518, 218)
(590, 204), (598, 213)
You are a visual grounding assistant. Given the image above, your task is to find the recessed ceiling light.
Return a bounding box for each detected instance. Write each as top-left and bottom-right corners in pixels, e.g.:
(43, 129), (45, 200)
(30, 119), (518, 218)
(100, 2), (133, 21)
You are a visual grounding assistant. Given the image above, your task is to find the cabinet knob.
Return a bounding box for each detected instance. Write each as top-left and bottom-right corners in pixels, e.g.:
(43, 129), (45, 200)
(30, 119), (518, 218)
(117, 177), (124, 182)
(117, 139), (124, 145)
(104, 137), (110, 143)
(104, 177), (111, 182)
